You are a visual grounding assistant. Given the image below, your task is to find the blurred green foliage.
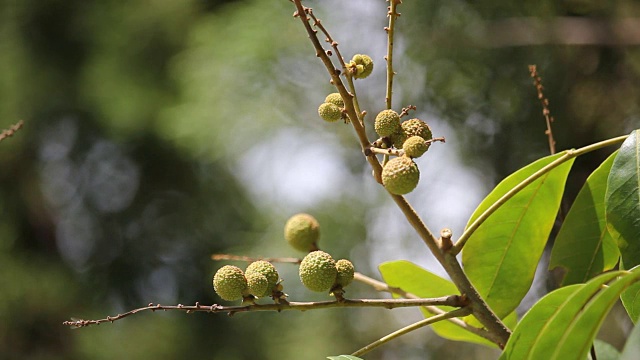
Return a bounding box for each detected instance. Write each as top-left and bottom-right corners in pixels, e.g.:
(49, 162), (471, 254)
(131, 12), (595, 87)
(1, 0), (639, 359)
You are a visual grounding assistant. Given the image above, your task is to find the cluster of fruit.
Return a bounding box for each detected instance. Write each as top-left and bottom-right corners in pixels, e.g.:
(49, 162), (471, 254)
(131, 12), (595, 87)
(212, 213), (355, 302)
(315, 53), (434, 196)
(317, 54), (374, 123)
(375, 109), (433, 195)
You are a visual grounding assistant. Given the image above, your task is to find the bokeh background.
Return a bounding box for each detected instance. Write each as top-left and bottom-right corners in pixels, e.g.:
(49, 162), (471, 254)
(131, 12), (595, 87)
(1, 0), (639, 359)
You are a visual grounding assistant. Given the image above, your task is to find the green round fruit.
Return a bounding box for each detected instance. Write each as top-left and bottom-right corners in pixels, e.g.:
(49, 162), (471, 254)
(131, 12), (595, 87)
(402, 136), (429, 158)
(299, 251), (337, 292)
(374, 109), (401, 137)
(401, 118), (432, 141)
(245, 260), (280, 297)
(335, 259), (355, 288)
(318, 102), (342, 122)
(246, 272), (268, 298)
(389, 130), (407, 149)
(381, 156), (420, 195)
(284, 213), (320, 252)
(324, 93), (345, 108)
(351, 54), (374, 79)
(213, 265), (249, 301)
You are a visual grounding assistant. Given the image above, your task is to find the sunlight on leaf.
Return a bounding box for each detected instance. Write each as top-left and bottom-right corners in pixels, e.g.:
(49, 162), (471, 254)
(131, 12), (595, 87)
(463, 152), (574, 318)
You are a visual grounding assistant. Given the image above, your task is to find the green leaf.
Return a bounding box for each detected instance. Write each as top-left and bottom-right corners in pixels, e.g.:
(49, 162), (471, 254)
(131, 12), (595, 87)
(379, 260), (498, 347)
(327, 356), (363, 360)
(549, 151), (620, 285)
(620, 314), (640, 360)
(606, 130), (640, 269)
(499, 284), (581, 360)
(621, 280), (640, 323)
(501, 270), (640, 360)
(462, 152), (574, 318)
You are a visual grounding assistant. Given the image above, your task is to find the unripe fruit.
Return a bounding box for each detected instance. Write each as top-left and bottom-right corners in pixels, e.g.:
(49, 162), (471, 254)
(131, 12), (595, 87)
(318, 102), (342, 122)
(284, 213), (320, 252)
(403, 136), (429, 158)
(381, 156), (420, 195)
(351, 54), (374, 79)
(401, 118), (432, 141)
(335, 259), (355, 288)
(299, 251), (338, 292)
(374, 109), (401, 137)
(389, 130), (407, 149)
(213, 265), (249, 301)
(246, 272), (268, 298)
(324, 93), (345, 108)
(245, 260), (280, 297)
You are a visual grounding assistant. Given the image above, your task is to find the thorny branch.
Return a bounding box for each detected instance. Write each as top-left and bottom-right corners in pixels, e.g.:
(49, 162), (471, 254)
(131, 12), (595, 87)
(529, 65), (556, 155)
(64, 296), (466, 329)
(0, 120), (24, 143)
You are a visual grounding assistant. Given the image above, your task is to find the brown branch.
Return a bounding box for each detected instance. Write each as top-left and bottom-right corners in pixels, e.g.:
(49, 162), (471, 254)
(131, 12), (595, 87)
(292, 1), (384, 183)
(64, 296), (465, 329)
(291, 0), (510, 347)
(0, 120), (24, 143)
(529, 65), (556, 155)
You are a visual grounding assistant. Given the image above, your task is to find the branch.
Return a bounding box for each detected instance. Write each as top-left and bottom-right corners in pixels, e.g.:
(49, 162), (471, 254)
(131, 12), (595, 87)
(384, 0), (401, 109)
(292, 0), (384, 183)
(63, 296), (465, 329)
(292, 0), (510, 346)
(351, 307), (472, 357)
(0, 120), (24, 143)
(529, 65), (556, 155)
(451, 134), (629, 254)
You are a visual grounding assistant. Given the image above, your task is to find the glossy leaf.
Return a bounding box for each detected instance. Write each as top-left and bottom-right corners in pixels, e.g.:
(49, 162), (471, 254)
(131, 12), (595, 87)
(379, 260), (512, 347)
(499, 285), (581, 360)
(549, 151), (620, 285)
(621, 280), (640, 323)
(606, 130), (640, 269)
(462, 152), (574, 318)
(501, 270), (640, 360)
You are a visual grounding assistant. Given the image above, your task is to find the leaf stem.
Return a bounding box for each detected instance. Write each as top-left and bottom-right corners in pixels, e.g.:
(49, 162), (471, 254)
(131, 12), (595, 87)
(450, 134), (629, 255)
(351, 307), (472, 357)
(353, 272), (502, 344)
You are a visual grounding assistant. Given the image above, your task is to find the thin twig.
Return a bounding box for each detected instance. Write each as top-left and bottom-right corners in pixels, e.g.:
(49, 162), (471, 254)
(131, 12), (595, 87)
(351, 307), (472, 357)
(308, 10), (364, 126)
(0, 120), (24, 143)
(63, 296), (464, 329)
(211, 254), (301, 264)
(529, 65), (556, 154)
(385, 0), (401, 109)
(451, 135), (629, 255)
